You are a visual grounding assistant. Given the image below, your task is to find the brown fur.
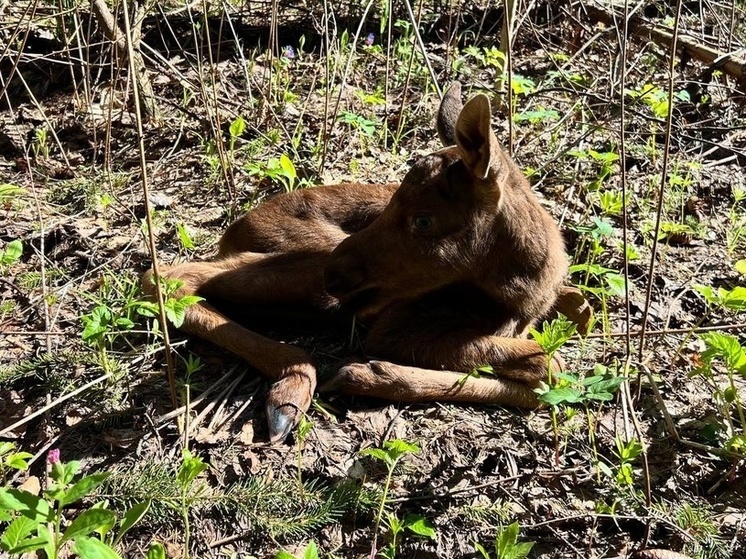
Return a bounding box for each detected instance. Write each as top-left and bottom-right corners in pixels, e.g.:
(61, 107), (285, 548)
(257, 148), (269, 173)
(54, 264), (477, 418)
(142, 83), (589, 441)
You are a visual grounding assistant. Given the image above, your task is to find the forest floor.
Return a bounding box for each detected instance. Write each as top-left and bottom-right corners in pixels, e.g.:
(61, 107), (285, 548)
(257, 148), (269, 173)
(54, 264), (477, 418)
(1, 2), (745, 558)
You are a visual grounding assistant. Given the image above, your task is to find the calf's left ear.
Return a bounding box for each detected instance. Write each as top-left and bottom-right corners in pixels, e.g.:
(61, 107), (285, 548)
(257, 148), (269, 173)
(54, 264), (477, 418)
(455, 94), (497, 180)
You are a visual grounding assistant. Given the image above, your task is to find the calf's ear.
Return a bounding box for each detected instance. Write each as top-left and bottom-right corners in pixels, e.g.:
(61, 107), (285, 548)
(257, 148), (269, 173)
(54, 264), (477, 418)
(436, 82), (463, 147)
(455, 94), (497, 180)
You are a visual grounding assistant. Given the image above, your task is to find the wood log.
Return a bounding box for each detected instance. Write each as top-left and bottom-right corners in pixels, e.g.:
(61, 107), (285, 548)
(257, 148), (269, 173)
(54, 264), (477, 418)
(581, 1), (746, 85)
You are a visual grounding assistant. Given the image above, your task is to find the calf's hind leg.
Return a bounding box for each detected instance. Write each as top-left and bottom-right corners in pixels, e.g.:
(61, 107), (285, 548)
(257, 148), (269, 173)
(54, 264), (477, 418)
(322, 298), (559, 407)
(142, 251), (332, 441)
(323, 337), (557, 408)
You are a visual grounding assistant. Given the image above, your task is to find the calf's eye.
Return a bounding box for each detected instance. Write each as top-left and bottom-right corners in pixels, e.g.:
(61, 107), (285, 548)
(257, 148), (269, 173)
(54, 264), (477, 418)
(413, 216), (433, 230)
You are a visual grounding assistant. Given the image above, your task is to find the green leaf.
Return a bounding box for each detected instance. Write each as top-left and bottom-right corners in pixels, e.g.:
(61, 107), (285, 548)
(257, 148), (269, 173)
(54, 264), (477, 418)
(538, 387), (583, 406)
(73, 536), (122, 559)
(722, 286), (746, 311)
(496, 522), (534, 559)
(81, 306), (113, 342)
(279, 154), (296, 180)
(1, 516), (36, 551)
(61, 509), (117, 542)
(114, 501), (150, 545)
(496, 522), (519, 557)
(701, 332), (746, 374)
(7, 536), (51, 555)
(146, 542), (167, 559)
(175, 222), (195, 250)
(530, 316), (576, 355)
(274, 552), (296, 559)
(596, 461), (614, 479)
(474, 542), (491, 559)
(59, 473), (110, 507)
(0, 442), (15, 456)
(177, 450), (208, 488)
(603, 273), (626, 297)
(63, 461), (81, 483)
(510, 541), (535, 558)
(403, 513), (436, 539)
(693, 283), (717, 304)
(0, 239), (22, 266)
(735, 259), (746, 276)
(229, 116), (246, 138)
(297, 415), (314, 442)
(37, 523), (55, 559)
(5, 451), (33, 471)
(0, 183), (26, 200)
(383, 439), (419, 459)
(303, 541), (319, 559)
(165, 295), (203, 328)
(0, 488), (52, 523)
(359, 448), (393, 467)
(387, 512), (403, 535)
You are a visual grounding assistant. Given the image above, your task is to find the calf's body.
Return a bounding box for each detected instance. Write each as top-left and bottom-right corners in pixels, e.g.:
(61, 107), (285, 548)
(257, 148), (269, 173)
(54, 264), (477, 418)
(142, 84), (586, 441)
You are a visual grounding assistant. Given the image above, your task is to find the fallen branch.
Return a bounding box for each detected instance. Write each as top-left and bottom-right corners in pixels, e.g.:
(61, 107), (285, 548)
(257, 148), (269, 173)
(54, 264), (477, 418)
(90, 0), (161, 122)
(581, 1), (746, 85)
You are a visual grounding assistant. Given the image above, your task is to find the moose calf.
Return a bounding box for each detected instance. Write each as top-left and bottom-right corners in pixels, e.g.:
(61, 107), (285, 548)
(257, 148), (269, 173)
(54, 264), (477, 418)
(142, 83), (589, 441)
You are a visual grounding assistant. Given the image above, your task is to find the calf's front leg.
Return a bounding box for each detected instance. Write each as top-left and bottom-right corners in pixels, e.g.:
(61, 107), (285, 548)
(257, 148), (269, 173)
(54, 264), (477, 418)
(142, 252), (330, 441)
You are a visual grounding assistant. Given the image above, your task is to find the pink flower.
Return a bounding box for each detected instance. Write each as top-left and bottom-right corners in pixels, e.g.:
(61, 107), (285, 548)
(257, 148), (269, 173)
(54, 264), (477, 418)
(47, 448), (60, 464)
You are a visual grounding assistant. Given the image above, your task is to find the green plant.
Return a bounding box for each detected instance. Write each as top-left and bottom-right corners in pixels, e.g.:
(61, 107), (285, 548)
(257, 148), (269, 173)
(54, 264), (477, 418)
(726, 186), (746, 253)
(0, 300), (15, 321)
(534, 363), (623, 408)
(174, 222), (196, 252)
(172, 450), (208, 556)
(672, 502), (728, 559)
(568, 149), (620, 192)
(570, 259), (625, 332)
(692, 332), (746, 454)
(513, 107), (559, 125)
(607, 437), (643, 487)
(0, 449), (150, 559)
(32, 127), (50, 159)
(693, 283), (746, 313)
(536, 362), (624, 474)
(474, 522), (535, 559)
(339, 111), (379, 137)
(628, 83), (669, 119)
(46, 174), (125, 214)
(246, 154), (298, 192)
(531, 315), (577, 460)
(181, 353), (203, 382)
(596, 190), (624, 216)
(296, 415), (314, 493)
(458, 364), (496, 386)
(146, 542), (167, 559)
(275, 540), (320, 559)
(80, 273), (200, 376)
(530, 315), (577, 363)
(0, 184), (26, 208)
(381, 512), (435, 558)
(228, 115), (246, 155)
(0, 444), (33, 486)
(360, 439), (422, 556)
(0, 240), (22, 270)
(134, 276), (204, 331)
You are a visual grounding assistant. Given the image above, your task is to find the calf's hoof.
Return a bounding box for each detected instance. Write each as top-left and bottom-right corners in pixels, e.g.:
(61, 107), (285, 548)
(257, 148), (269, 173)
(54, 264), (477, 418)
(265, 368), (316, 442)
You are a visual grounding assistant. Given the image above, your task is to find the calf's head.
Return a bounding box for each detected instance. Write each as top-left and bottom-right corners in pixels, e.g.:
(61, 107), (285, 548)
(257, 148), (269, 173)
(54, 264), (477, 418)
(323, 84), (538, 316)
